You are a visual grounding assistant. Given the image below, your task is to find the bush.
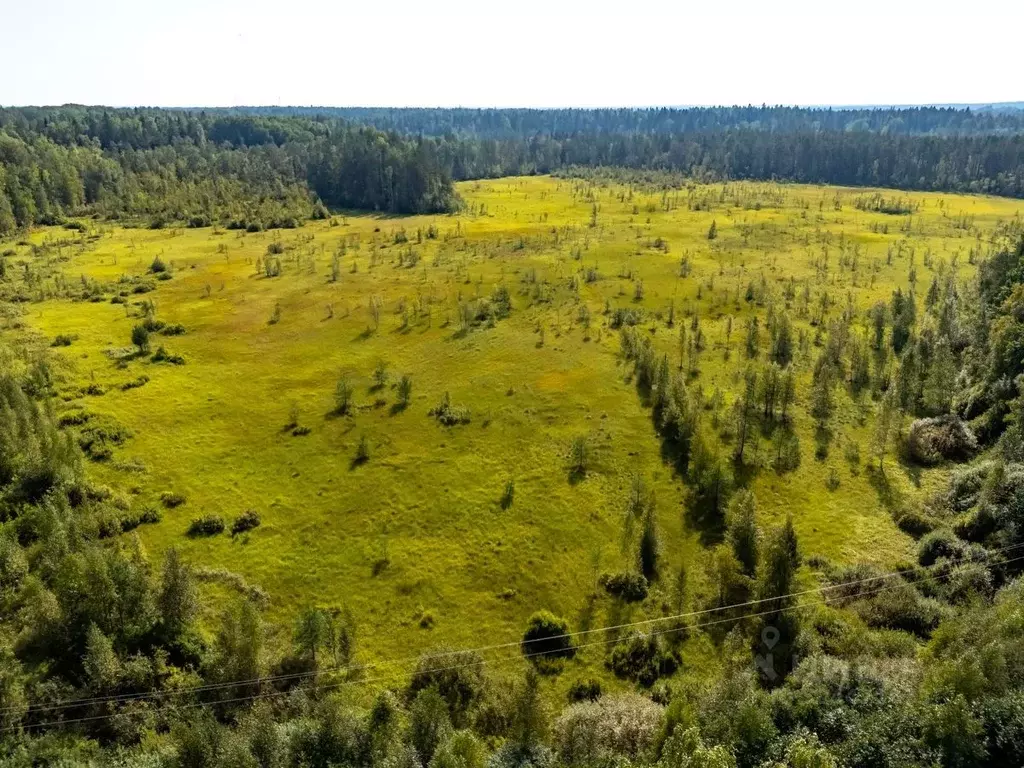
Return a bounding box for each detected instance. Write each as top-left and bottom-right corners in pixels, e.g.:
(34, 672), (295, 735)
(607, 632), (679, 686)
(149, 256), (167, 273)
(522, 611), (576, 661)
(120, 375), (150, 392)
(853, 579), (944, 637)
(567, 678), (602, 703)
(51, 334), (74, 347)
(151, 346), (185, 365)
(429, 392), (470, 426)
(409, 648), (485, 726)
(161, 323), (186, 336)
(139, 507), (162, 524)
(554, 694), (664, 766)
(907, 415), (978, 465)
(188, 514), (225, 537)
(161, 491), (186, 508)
(917, 529), (966, 567)
(231, 510), (261, 535)
(598, 572), (648, 602)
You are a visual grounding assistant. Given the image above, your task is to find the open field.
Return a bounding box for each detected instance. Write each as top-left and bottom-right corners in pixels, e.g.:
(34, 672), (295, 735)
(6, 175), (1022, 682)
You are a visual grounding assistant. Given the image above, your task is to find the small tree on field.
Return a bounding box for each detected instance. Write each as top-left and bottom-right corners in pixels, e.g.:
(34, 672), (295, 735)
(397, 375), (412, 408)
(131, 325), (150, 354)
(569, 436), (590, 478)
(372, 360), (389, 390)
(334, 376), (354, 415)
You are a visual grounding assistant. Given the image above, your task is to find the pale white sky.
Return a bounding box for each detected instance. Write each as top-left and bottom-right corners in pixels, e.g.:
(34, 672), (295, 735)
(2, 0), (1021, 108)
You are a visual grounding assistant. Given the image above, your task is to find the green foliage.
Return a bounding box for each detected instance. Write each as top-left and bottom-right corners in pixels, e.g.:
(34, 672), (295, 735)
(231, 510), (261, 535)
(188, 513), (225, 537)
(522, 611), (576, 662)
(130, 324), (150, 353)
(334, 375), (354, 415)
(429, 392), (471, 426)
(727, 490), (760, 576)
(598, 571), (649, 602)
(410, 648), (485, 727)
(410, 686), (454, 764)
(607, 632), (680, 686)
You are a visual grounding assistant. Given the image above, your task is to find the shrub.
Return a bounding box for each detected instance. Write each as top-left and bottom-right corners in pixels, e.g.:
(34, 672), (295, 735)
(917, 529), (966, 567)
(907, 415), (978, 465)
(554, 694), (664, 766)
(567, 678), (602, 703)
(161, 323), (186, 336)
(151, 346), (185, 365)
(51, 334), (74, 347)
(598, 572), (648, 602)
(231, 510), (261, 535)
(76, 416), (132, 461)
(429, 392), (470, 426)
(139, 507), (162, 524)
(120, 375), (150, 391)
(610, 307), (644, 329)
(161, 491), (187, 508)
(607, 632), (679, 686)
(266, 241), (285, 255)
(853, 579), (944, 637)
(188, 514), (225, 537)
(149, 256), (168, 273)
(522, 611), (576, 661)
(409, 648), (485, 726)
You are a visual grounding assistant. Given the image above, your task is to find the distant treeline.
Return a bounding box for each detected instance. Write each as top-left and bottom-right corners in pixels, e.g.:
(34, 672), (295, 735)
(213, 105), (1024, 138)
(3, 105), (1024, 235)
(0, 108), (458, 235)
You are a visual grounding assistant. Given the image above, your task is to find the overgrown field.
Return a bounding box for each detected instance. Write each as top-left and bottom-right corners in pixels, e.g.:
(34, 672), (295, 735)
(5, 175), (1021, 680)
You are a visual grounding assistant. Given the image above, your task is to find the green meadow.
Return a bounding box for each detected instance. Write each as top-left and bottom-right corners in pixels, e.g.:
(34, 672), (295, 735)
(9, 175), (1022, 680)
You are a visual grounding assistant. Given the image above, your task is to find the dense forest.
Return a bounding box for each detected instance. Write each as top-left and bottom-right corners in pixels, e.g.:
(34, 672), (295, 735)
(215, 105), (1024, 138)
(3, 105), (1024, 237)
(0, 109), (458, 235)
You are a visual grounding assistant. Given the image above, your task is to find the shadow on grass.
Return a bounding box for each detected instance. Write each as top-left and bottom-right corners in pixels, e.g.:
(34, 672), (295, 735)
(685, 500), (727, 547)
(866, 464), (904, 514)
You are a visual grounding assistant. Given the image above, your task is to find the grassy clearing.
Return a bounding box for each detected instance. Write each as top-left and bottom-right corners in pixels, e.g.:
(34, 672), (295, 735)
(7, 176), (1021, 681)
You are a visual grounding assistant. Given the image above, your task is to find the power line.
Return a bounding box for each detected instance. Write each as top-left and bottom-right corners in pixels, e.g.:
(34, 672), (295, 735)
(9, 539), (1022, 716)
(11, 553), (1015, 734)
(6, 545), (1020, 728)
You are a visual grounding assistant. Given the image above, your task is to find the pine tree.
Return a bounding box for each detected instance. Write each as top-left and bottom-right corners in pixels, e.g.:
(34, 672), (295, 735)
(727, 490), (759, 576)
(158, 548), (197, 640)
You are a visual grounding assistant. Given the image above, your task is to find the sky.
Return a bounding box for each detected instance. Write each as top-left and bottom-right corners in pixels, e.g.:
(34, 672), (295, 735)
(3, 0), (1021, 109)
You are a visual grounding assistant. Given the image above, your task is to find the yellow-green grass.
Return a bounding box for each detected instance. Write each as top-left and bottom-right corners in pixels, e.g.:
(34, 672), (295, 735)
(7, 176), (1022, 687)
